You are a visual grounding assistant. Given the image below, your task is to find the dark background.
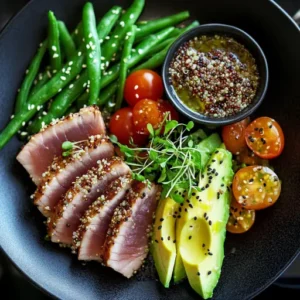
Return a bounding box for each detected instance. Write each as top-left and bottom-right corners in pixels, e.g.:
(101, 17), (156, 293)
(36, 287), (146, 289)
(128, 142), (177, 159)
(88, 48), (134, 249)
(0, 0), (299, 299)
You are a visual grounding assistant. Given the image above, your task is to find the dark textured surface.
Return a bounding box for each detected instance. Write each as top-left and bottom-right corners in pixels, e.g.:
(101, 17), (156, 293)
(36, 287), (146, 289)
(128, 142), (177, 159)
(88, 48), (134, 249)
(0, 0), (299, 299)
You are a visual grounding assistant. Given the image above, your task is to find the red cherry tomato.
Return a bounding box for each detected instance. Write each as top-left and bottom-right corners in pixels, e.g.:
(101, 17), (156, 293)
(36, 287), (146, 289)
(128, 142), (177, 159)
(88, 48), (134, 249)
(222, 118), (250, 155)
(232, 165), (281, 210)
(124, 70), (164, 107)
(157, 100), (179, 121)
(132, 99), (163, 135)
(245, 117), (285, 159)
(109, 107), (148, 146)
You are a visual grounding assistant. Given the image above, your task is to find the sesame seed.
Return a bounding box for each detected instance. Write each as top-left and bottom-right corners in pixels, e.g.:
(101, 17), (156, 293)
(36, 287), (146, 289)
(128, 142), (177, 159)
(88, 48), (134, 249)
(53, 53), (59, 58)
(60, 76), (66, 81)
(78, 51), (82, 56)
(120, 21), (125, 27)
(52, 45), (57, 52)
(82, 64), (87, 68)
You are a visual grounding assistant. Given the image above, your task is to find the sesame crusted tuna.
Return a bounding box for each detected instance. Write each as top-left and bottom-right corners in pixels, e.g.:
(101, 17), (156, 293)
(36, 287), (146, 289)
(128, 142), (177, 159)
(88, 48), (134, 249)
(103, 182), (161, 278)
(48, 157), (131, 245)
(34, 135), (114, 217)
(17, 106), (106, 185)
(73, 175), (132, 261)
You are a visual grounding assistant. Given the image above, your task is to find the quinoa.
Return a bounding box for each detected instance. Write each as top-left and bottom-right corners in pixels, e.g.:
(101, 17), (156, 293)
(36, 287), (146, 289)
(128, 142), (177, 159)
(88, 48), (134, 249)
(169, 35), (259, 118)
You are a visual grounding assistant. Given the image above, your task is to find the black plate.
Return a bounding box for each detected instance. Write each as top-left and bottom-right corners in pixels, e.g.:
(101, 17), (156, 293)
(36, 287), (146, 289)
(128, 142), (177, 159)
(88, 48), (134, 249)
(0, 0), (300, 299)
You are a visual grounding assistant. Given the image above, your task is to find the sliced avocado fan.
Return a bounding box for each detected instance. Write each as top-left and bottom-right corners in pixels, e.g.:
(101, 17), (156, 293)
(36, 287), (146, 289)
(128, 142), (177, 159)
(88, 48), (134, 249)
(176, 148), (233, 299)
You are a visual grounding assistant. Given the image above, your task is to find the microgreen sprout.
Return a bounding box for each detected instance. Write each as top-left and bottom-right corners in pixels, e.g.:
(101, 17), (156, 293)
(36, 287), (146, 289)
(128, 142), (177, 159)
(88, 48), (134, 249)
(110, 114), (211, 203)
(61, 140), (86, 157)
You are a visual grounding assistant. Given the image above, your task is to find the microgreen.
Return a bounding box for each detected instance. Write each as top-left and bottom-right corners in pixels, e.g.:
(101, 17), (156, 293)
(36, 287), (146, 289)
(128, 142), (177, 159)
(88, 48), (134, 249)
(110, 115), (211, 204)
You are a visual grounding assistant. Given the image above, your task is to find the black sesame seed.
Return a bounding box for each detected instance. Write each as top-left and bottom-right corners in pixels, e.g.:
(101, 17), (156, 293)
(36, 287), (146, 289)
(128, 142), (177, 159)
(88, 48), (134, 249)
(194, 217), (197, 220)
(192, 192), (196, 196)
(220, 160), (223, 164)
(209, 176), (213, 180)
(202, 243), (205, 247)
(179, 207), (182, 212)
(249, 178), (254, 183)
(177, 215), (181, 219)
(189, 236), (192, 240)
(263, 183), (266, 187)
(158, 225), (162, 230)
(173, 240), (176, 243)
(180, 203), (184, 206)
(187, 199), (190, 203)
(255, 127), (259, 131)
(173, 215), (176, 218)
(161, 237), (164, 241)
(208, 271), (212, 275)
(168, 236), (170, 241)
(189, 204), (193, 208)
(209, 220), (212, 226)
(208, 252), (213, 256)
(204, 213), (207, 218)
(215, 172), (219, 176)
(201, 187), (205, 191)
(160, 218), (164, 222)
(269, 124), (273, 128)
(197, 272), (200, 276)
(155, 240), (159, 243)
(215, 150), (219, 154)
(221, 183), (225, 187)
(205, 184), (209, 188)
(185, 208), (188, 212)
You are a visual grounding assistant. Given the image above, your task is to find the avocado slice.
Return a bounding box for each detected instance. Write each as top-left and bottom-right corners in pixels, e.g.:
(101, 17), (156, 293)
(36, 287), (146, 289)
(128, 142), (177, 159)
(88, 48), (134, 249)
(173, 134), (222, 283)
(152, 197), (179, 288)
(177, 148), (233, 299)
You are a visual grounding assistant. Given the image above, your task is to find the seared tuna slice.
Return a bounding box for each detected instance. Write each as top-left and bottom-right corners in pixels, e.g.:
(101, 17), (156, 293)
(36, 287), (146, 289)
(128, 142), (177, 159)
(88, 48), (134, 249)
(73, 175), (132, 261)
(34, 135), (114, 217)
(17, 106), (106, 185)
(48, 157), (131, 245)
(103, 182), (160, 278)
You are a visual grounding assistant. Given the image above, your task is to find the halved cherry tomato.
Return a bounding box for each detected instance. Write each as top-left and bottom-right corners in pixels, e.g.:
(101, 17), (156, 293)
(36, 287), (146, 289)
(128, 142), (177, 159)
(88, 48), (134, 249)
(245, 117), (284, 159)
(109, 107), (148, 146)
(236, 148), (269, 166)
(222, 118), (250, 155)
(227, 196), (255, 234)
(232, 165), (281, 210)
(132, 99), (163, 135)
(157, 100), (179, 121)
(124, 70), (164, 107)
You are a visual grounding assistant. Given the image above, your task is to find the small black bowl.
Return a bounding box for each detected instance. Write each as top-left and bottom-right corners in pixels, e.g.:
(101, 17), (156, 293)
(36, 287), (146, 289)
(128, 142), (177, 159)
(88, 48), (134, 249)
(163, 24), (269, 126)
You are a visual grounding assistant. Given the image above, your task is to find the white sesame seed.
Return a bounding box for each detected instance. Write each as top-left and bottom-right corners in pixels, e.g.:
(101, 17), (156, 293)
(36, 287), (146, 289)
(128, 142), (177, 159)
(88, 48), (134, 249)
(52, 45), (57, 52)
(69, 61), (73, 66)
(138, 49), (143, 55)
(93, 58), (98, 64)
(58, 88), (62, 92)
(135, 93), (139, 98)
(69, 84), (74, 89)
(82, 64), (87, 68)
(105, 36), (110, 40)
(76, 74), (80, 80)
(86, 44), (90, 49)
(25, 69), (29, 74)
(47, 71), (52, 78)
(18, 89), (20, 93)
(78, 51), (82, 56)
(105, 61), (109, 67)
(53, 53), (59, 58)
(120, 21), (125, 27)
(75, 29), (78, 35)
(130, 14), (134, 19)
(39, 43), (43, 47)
(137, 28), (141, 31)
(83, 83), (87, 88)
(11, 115), (14, 119)
(91, 44), (96, 50)
(60, 76), (67, 81)
(134, 85), (138, 90)
(88, 33), (92, 38)
(30, 104), (35, 110)
(21, 131), (28, 136)
(22, 121), (26, 126)
(100, 39), (103, 43)
(89, 53), (94, 58)
(52, 70), (57, 74)
(112, 43), (116, 47)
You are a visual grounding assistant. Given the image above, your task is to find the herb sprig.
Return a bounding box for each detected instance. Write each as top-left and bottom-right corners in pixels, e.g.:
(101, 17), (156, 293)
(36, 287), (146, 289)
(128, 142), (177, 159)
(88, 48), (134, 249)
(110, 116), (208, 203)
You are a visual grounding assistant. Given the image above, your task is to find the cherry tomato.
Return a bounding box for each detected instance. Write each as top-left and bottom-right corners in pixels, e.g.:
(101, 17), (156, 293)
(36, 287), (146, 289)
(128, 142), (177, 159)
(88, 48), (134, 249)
(227, 196), (255, 234)
(109, 107), (148, 146)
(157, 100), (179, 121)
(222, 118), (250, 155)
(132, 99), (163, 135)
(124, 70), (164, 107)
(236, 148), (269, 166)
(245, 117), (284, 159)
(232, 165), (281, 210)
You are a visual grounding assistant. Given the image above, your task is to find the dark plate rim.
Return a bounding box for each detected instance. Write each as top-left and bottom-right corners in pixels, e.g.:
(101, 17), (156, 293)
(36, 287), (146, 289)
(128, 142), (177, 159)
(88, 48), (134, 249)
(0, 0), (299, 299)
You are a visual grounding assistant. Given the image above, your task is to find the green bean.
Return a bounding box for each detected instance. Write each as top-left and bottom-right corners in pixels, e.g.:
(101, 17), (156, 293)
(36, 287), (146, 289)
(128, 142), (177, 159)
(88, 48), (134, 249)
(76, 91), (89, 110)
(48, 11), (62, 71)
(58, 21), (77, 60)
(101, 0), (145, 68)
(133, 21), (200, 71)
(65, 105), (78, 115)
(14, 42), (48, 114)
(136, 11), (190, 40)
(0, 27), (174, 149)
(82, 2), (101, 105)
(97, 82), (118, 106)
(143, 21), (200, 57)
(71, 23), (83, 47)
(115, 25), (136, 111)
(27, 74), (88, 133)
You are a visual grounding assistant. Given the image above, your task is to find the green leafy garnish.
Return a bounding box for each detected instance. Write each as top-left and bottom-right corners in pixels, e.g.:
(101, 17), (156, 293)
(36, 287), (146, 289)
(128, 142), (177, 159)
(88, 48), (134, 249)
(111, 115), (214, 203)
